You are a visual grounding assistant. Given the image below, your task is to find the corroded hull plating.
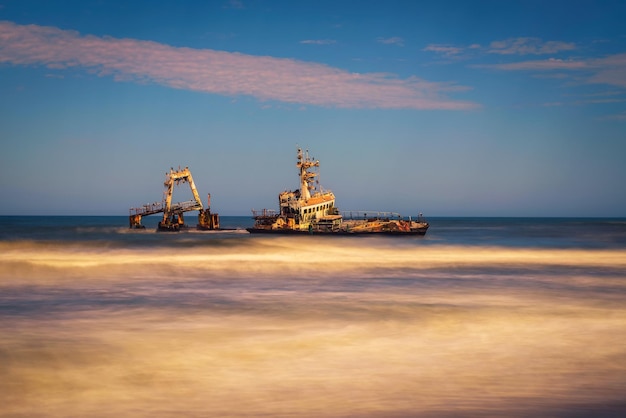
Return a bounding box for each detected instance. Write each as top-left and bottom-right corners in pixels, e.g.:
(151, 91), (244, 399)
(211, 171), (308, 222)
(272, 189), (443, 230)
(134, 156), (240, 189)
(246, 226), (429, 235)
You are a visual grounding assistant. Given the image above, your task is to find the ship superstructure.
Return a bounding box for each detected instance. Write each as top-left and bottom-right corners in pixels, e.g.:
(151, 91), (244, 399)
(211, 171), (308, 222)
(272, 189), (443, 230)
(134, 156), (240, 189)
(248, 148), (429, 235)
(250, 148), (341, 232)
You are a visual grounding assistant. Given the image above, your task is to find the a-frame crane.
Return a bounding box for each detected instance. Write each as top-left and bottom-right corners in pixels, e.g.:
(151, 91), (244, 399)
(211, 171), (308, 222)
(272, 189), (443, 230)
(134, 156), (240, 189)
(129, 166), (219, 231)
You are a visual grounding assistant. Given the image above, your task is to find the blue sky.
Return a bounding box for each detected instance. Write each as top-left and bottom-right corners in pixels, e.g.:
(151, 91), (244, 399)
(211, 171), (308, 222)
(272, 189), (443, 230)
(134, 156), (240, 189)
(1, 0), (625, 217)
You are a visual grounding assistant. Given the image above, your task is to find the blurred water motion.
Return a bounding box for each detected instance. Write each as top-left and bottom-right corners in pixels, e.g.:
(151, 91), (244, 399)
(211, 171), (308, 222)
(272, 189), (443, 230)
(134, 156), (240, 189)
(1, 218), (626, 417)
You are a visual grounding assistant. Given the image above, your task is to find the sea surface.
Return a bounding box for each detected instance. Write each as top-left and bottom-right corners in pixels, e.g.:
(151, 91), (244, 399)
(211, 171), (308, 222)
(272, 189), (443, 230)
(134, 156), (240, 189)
(1, 216), (625, 417)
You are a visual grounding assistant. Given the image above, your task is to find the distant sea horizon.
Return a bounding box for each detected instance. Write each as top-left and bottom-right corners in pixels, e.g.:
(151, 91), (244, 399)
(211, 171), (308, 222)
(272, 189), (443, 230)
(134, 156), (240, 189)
(2, 215), (625, 248)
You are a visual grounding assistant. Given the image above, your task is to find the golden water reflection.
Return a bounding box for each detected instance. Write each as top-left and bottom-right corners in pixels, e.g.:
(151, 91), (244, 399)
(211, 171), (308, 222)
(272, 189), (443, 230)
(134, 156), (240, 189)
(1, 238), (625, 417)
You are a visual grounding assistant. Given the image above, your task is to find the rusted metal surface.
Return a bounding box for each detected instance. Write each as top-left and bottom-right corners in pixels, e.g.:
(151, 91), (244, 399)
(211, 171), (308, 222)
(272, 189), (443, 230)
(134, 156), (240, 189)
(128, 167), (220, 231)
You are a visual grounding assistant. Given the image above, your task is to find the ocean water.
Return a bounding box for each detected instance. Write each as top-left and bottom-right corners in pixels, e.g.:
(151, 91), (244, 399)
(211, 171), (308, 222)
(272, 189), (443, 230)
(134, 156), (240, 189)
(1, 216), (625, 417)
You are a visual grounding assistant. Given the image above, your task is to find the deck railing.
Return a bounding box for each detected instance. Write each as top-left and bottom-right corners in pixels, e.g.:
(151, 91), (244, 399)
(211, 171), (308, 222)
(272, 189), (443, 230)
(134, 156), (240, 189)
(129, 202), (164, 216)
(341, 211), (403, 220)
(130, 200), (202, 216)
(251, 209), (278, 218)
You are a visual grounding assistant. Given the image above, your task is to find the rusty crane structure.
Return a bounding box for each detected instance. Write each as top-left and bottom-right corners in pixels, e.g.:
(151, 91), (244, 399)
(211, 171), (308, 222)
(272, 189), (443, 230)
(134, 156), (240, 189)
(129, 166), (219, 231)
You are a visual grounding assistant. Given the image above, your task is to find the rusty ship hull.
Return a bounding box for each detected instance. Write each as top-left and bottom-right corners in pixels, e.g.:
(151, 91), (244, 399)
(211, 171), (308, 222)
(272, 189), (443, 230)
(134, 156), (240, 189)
(246, 226), (429, 235)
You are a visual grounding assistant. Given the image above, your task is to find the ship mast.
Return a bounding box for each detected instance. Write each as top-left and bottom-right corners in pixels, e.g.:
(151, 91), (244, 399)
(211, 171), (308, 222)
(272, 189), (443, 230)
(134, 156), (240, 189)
(297, 148), (319, 201)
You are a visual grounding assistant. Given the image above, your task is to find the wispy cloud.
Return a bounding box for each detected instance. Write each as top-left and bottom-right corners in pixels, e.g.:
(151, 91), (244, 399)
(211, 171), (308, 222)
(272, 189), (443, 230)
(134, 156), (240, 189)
(424, 37), (576, 59)
(531, 73), (571, 80)
(544, 95), (626, 107)
(540, 86), (626, 110)
(422, 44), (462, 57)
(542, 102), (564, 107)
(300, 39), (336, 45)
(587, 53), (626, 88)
(481, 58), (588, 71)
(377, 37), (404, 47)
(488, 37), (576, 55)
(602, 110), (626, 121)
(0, 21), (477, 110)
(478, 54), (626, 89)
